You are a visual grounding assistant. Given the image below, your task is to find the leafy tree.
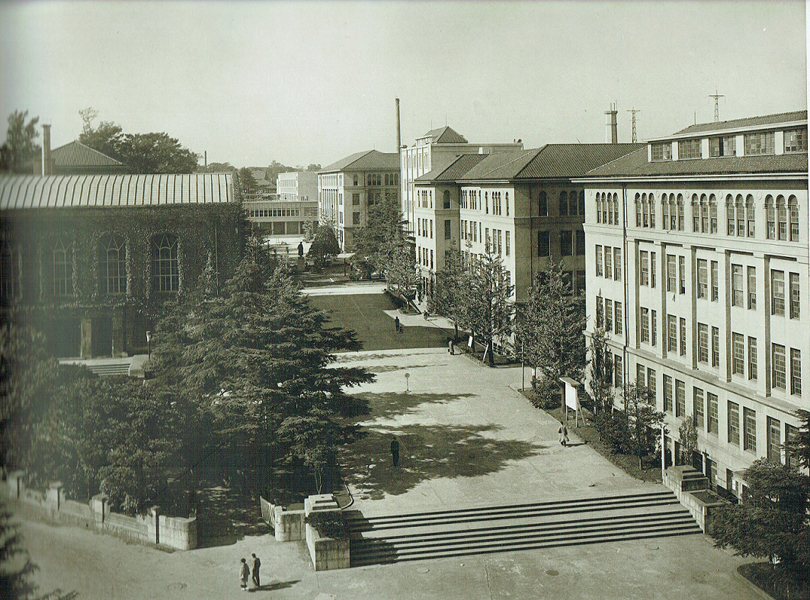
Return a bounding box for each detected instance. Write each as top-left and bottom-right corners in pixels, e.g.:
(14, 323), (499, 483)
(307, 224), (341, 270)
(679, 414), (699, 467)
(429, 243), (465, 339)
(3, 110), (40, 173)
(587, 327), (614, 414)
(196, 162), (235, 173)
(386, 242), (419, 303)
(623, 380), (665, 469)
(517, 259), (587, 387)
(351, 192), (408, 279)
(265, 159), (295, 183)
(306, 163), (321, 172)
(238, 167), (258, 195)
(712, 459), (810, 570)
(0, 506), (37, 600)
(463, 247), (514, 365)
(785, 409), (810, 470)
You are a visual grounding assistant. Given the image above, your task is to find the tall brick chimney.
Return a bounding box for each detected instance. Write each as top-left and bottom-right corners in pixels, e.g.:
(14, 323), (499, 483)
(42, 123), (52, 175)
(605, 103), (618, 144)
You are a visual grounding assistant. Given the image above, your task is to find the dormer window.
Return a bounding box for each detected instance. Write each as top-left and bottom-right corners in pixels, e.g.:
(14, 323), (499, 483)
(744, 132), (775, 155)
(784, 128), (807, 152)
(678, 139), (701, 159)
(709, 135), (736, 157)
(651, 143), (672, 161)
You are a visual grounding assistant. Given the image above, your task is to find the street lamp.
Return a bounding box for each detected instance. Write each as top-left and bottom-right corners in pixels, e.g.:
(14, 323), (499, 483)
(146, 330), (152, 359)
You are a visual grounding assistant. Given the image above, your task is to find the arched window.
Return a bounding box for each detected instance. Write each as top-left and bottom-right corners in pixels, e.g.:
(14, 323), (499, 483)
(570, 190), (578, 215)
(648, 192), (655, 228)
(559, 191), (568, 216)
(726, 194), (735, 235)
(596, 192), (602, 223)
(607, 193), (613, 225)
(505, 192), (510, 216)
(353, 174), (358, 186)
(670, 195), (678, 230)
(735, 194), (745, 237)
(765, 195), (775, 239)
(745, 195), (755, 237)
(699, 194), (708, 233)
(539, 191), (547, 216)
(578, 191), (585, 217)
(635, 193), (641, 227)
(443, 189), (451, 209)
(692, 194), (700, 232)
(100, 234), (126, 294)
(613, 193), (619, 225)
(662, 193), (669, 229)
(0, 241), (21, 302)
(709, 194), (718, 234)
(53, 238), (73, 296)
(776, 195), (787, 240)
(151, 233), (179, 292)
(642, 194), (649, 227)
(677, 194), (684, 230)
(485, 191), (489, 214)
(788, 195), (799, 241)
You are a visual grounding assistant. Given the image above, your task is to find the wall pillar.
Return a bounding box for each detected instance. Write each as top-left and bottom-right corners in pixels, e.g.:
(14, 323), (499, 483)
(47, 481), (63, 511)
(80, 318), (92, 358)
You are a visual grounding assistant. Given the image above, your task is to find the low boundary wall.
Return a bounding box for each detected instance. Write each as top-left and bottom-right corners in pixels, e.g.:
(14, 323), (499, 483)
(1, 471), (196, 550)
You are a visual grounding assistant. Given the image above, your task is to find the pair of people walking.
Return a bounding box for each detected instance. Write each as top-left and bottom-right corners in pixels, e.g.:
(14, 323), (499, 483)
(239, 554), (261, 591)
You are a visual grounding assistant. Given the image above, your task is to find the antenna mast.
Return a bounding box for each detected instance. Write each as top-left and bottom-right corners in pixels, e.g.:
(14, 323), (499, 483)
(709, 89), (724, 122)
(626, 108), (641, 143)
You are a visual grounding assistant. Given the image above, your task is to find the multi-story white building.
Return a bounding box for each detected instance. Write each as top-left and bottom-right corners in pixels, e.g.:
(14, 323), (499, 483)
(277, 171), (318, 203)
(413, 144), (640, 305)
(401, 126), (522, 237)
(578, 110), (808, 498)
(318, 150), (399, 251)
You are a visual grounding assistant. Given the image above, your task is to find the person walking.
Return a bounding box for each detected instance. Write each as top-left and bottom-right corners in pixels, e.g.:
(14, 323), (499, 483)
(394, 315), (400, 332)
(239, 558), (249, 591)
(251, 553), (261, 588)
(390, 436), (400, 467)
(558, 421), (569, 446)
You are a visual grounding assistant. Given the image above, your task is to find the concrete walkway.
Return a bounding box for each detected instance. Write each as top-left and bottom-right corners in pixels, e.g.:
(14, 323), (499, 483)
(18, 346), (761, 600)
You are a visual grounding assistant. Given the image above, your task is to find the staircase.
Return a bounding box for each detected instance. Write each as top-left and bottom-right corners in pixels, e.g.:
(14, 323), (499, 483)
(347, 489), (701, 566)
(59, 358), (133, 377)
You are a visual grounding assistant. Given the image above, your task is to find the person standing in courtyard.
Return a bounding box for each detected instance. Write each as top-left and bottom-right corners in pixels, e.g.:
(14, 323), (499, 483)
(558, 421), (569, 446)
(390, 436), (400, 466)
(251, 553), (261, 588)
(239, 558), (249, 591)
(394, 315), (400, 332)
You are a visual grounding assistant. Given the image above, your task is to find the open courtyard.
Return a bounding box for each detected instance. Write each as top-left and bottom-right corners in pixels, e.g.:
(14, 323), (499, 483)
(16, 290), (763, 600)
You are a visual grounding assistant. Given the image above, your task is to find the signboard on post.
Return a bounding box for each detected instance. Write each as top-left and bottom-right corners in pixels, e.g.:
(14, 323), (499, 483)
(559, 376), (582, 427)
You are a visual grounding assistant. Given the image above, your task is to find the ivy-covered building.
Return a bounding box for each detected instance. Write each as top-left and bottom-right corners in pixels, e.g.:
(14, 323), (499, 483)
(0, 173), (244, 358)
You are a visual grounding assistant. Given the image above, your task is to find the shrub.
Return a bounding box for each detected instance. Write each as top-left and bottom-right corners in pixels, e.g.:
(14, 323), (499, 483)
(596, 411), (632, 454)
(305, 511), (348, 540)
(530, 376), (562, 410)
(263, 487), (305, 508)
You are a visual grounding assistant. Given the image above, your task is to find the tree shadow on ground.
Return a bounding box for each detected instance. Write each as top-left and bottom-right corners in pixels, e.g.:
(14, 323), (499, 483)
(350, 391), (475, 421)
(194, 477), (270, 548)
(364, 362), (441, 374)
(339, 423), (545, 499)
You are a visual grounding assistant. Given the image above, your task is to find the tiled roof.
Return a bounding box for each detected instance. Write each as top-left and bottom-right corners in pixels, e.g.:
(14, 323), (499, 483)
(583, 148), (808, 178)
(0, 173), (234, 210)
(51, 140), (125, 168)
(457, 144), (642, 181)
(415, 153), (489, 183)
(673, 111), (807, 136)
(417, 126), (468, 144)
(320, 150), (399, 173)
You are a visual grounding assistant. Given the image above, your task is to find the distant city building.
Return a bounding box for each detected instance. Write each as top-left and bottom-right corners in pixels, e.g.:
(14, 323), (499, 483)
(413, 144), (641, 306)
(48, 140), (131, 175)
(578, 110), (808, 498)
(277, 171), (318, 202)
(0, 173), (243, 358)
(401, 126), (523, 237)
(244, 197), (318, 238)
(318, 150), (399, 250)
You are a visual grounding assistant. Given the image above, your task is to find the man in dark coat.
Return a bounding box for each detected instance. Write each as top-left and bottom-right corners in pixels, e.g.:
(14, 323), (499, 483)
(390, 437), (400, 466)
(394, 316), (400, 332)
(251, 553), (261, 588)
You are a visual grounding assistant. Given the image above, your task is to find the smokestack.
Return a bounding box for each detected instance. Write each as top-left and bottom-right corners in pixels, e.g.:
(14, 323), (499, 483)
(396, 98), (401, 150)
(42, 123), (52, 175)
(605, 103), (618, 144)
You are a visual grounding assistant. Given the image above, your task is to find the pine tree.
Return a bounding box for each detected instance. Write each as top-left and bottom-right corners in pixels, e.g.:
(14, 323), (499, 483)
(429, 243), (465, 340)
(623, 379), (665, 469)
(587, 327), (614, 414)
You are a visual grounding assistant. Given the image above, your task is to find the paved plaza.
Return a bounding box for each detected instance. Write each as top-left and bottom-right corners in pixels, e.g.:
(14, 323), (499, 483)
(17, 292), (762, 600)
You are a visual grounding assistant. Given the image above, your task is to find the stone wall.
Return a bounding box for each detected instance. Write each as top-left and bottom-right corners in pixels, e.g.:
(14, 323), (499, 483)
(663, 465), (728, 532)
(1, 472), (195, 550)
(304, 494), (350, 571)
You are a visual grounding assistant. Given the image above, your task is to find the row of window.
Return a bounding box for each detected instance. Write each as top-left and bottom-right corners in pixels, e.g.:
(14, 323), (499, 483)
(1, 233), (180, 300)
(417, 217), (433, 239)
(246, 207), (302, 218)
(651, 128), (807, 162)
(530, 189), (586, 217)
(355, 173), (399, 187)
(598, 191), (800, 242)
(729, 266), (801, 318)
(418, 246), (434, 270)
(460, 189), (511, 216)
(538, 230), (585, 257)
(594, 296), (623, 337)
(594, 245), (621, 280)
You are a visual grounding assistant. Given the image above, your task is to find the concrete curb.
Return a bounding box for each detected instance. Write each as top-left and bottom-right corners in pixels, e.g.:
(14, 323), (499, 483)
(733, 567), (777, 600)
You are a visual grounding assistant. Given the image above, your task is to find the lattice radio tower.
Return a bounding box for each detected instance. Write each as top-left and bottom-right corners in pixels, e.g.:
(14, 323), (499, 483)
(626, 108), (641, 143)
(709, 89), (724, 122)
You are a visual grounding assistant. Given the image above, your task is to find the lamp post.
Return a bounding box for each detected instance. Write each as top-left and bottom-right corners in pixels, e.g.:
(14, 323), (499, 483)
(146, 330), (152, 359)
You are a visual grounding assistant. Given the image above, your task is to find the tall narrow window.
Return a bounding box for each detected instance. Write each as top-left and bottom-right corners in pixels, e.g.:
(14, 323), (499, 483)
(612, 193), (619, 225)
(596, 296), (603, 329)
(560, 231), (572, 256)
(744, 407), (757, 453)
(748, 337), (757, 380)
(538, 231), (550, 257)
(614, 301), (622, 336)
(667, 315), (677, 352)
(766, 195), (775, 240)
(614, 353), (623, 387)
(747, 266), (756, 309)
(711, 326), (720, 367)
(767, 417), (782, 463)
(679, 317), (686, 356)
(613, 247), (621, 280)
(786, 424), (799, 469)
(728, 402), (740, 446)
(697, 259), (707, 299)
(505, 231), (510, 256)
(663, 375), (673, 412)
(693, 388), (704, 428)
(100, 234), (126, 295)
(0, 242), (21, 302)
(745, 195), (754, 237)
(604, 246), (612, 279)
(576, 230), (586, 256)
(559, 191), (568, 216)
(53, 238), (73, 296)
(711, 261), (718, 301)
(605, 299), (613, 332)
(732, 333), (745, 375)
(675, 380), (685, 417)
(648, 193), (655, 228)
(640, 308), (650, 343)
(736, 195), (745, 237)
(731, 265), (743, 307)
(667, 255), (676, 292)
(647, 368), (656, 400)
(651, 252), (656, 288)
(791, 348), (802, 396)
(772, 343), (786, 389)
(772, 270), (785, 316)
(651, 310), (657, 346)
(726, 195), (735, 235)
(151, 233), (179, 292)
(710, 194), (718, 234)
(789, 272), (800, 319)
(777, 195), (787, 241)
(697, 323), (708, 363)
(640, 251), (649, 286)
(707, 393), (718, 434)
(788, 195), (799, 241)
(678, 256), (685, 294)
(595, 244), (603, 276)
(539, 191), (547, 216)
(677, 196), (684, 230)
(662, 194), (669, 230)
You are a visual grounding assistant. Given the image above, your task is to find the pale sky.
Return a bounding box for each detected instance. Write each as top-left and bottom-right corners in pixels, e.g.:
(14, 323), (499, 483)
(1, 1), (806, 169)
